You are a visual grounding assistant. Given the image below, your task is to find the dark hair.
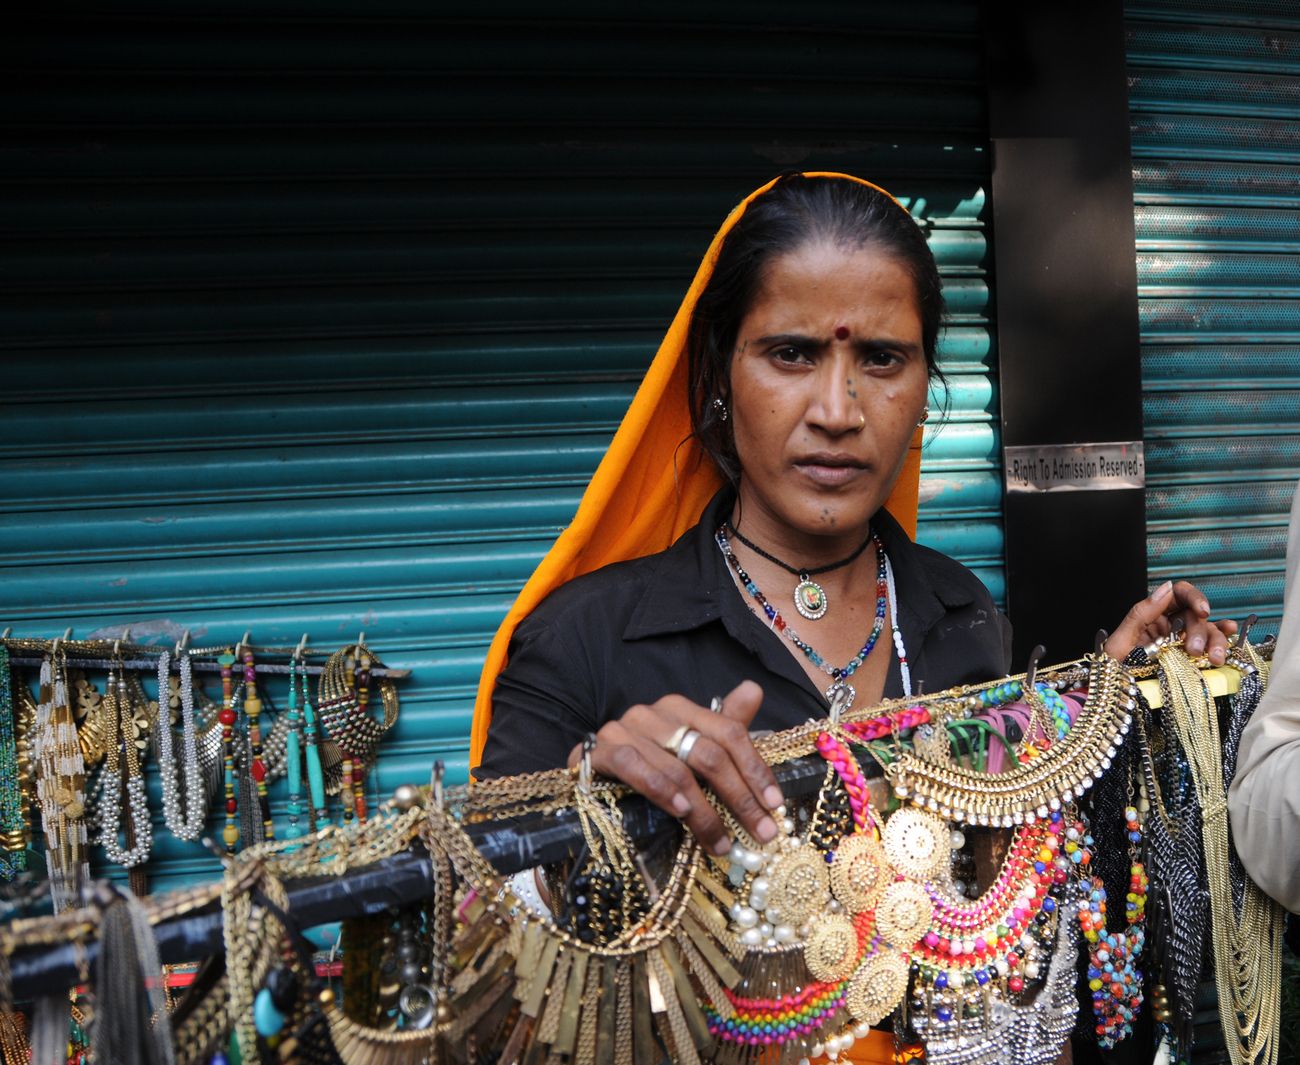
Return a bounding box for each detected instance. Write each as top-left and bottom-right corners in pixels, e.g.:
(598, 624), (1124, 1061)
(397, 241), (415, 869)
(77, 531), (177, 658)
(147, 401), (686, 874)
(687, 174), (947, 483)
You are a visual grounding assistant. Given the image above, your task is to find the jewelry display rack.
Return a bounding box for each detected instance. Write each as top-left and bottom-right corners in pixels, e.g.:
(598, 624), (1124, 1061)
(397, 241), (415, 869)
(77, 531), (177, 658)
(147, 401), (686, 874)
(4, 753), (837, 1000)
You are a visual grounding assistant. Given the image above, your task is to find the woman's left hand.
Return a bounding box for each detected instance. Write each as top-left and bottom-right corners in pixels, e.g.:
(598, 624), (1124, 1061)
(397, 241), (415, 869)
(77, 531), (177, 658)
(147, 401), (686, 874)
(1103, 579), (1239, 664)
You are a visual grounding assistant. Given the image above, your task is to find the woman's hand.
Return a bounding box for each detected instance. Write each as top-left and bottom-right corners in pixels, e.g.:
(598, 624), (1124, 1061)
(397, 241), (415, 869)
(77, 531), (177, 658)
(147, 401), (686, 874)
(566, 680), (783, 857)
(1104, 579), (1239, 665)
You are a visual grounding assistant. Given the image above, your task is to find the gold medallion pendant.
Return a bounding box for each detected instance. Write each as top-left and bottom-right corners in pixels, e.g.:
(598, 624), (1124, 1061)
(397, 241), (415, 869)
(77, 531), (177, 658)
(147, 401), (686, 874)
(874, 880), (934, 950)
(845, 951), (911, 1026)
(765, 846), (830, 927)
(829, 832), (889, 914)
(882, 807), (949, 881)
(804, 913), (860, 981)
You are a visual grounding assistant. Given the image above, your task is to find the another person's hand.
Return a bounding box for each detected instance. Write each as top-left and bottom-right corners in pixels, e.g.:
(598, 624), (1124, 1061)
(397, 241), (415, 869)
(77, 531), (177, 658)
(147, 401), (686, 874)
(1104, 579), (1238, 665)
(566, 680), (782, 857)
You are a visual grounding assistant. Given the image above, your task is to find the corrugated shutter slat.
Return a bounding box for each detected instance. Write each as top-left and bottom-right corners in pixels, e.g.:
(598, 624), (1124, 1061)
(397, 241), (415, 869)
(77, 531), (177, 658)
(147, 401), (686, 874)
(4, 4), (998, 893)
(1128, 0), (1300, 638)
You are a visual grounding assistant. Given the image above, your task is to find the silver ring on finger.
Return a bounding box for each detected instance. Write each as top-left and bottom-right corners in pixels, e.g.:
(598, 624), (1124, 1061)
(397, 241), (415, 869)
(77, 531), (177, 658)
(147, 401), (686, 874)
(662, 724), (690, 755)
(675, 729), (703, 764)
(709, 696), (724, 714)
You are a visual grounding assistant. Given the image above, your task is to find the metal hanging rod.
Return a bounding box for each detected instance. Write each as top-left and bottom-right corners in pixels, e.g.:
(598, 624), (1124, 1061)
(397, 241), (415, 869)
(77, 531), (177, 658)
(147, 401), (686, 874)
(4, 754), (843, 999)
(3, 656), (410, 679)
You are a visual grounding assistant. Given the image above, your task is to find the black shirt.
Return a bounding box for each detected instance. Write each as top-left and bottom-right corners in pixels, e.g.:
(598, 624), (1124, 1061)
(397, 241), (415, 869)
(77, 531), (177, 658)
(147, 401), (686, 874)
(477, 489), (1012, 778)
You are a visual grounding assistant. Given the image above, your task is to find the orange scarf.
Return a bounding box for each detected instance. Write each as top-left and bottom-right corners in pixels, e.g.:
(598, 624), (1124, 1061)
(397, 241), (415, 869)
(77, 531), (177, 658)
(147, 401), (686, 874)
(469, 172), (923, 774)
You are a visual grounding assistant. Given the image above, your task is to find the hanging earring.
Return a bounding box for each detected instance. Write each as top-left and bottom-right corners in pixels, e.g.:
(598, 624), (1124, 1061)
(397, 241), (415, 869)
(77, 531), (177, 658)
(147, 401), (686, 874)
(918, 406), (930, 427)
(712, 397), (728, 422)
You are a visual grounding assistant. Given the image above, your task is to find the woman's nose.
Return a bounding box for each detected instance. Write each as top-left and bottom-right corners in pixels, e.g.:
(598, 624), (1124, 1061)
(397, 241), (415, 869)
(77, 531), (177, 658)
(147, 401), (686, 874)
(807, 363), (863, 435)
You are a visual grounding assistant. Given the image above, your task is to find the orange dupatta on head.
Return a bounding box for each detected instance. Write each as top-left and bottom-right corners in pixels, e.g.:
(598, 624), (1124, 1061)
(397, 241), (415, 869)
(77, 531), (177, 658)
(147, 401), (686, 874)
(469, 173), (925, 771)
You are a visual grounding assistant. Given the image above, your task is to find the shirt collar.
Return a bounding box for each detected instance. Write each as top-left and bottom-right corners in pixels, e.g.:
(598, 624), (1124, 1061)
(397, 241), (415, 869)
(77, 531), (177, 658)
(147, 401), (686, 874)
(623, 487), (975, 645)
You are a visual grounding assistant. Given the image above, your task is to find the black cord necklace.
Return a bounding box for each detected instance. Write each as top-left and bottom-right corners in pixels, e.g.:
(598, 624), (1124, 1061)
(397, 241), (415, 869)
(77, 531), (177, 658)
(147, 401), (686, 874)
(725, 520), (874, 621)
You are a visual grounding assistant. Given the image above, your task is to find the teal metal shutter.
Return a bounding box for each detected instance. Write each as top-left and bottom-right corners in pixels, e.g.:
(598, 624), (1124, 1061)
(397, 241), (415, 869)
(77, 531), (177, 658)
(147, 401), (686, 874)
(4, 3), (999, 893)
(1127, 1), (1300, 637)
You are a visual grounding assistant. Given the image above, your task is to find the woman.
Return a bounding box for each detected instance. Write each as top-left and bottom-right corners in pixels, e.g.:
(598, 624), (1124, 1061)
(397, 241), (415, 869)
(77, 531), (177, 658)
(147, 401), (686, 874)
(473, 172), (1235, 859)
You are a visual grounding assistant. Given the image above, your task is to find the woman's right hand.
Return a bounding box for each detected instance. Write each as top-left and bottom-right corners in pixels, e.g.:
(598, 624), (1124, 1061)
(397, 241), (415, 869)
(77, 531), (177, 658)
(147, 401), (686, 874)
(566, 680), (783, 856)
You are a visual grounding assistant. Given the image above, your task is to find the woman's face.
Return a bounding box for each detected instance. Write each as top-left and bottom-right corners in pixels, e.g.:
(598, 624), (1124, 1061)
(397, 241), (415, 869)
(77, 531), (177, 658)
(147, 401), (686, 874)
(728, 240), (930, 543)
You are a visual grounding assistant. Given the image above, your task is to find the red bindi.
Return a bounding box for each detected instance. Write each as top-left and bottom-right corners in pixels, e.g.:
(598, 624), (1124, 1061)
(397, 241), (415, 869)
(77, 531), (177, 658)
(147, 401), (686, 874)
(834, 325), (850, 341)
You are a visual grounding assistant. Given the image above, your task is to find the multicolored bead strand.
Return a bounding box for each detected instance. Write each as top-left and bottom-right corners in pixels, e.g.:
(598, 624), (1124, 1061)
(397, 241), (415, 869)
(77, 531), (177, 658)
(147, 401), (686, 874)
(218, 652), (239, 852)
(283, 658), (304, 843)
(241, 648), (274, 841)
(1079, 810), (1146, 1048)
(716, 525), (887, 706)
(707, 979), (848, 1048)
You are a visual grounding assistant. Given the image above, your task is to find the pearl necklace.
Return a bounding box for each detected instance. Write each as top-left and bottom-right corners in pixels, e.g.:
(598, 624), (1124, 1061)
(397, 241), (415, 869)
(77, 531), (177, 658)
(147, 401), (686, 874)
(98, 666), (152, 868)
(156, 651), (207, 842)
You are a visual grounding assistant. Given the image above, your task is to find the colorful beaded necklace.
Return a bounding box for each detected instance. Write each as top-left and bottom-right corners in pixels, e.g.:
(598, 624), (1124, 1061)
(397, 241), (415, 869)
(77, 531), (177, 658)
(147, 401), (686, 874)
(716, 525), (887, 709)
(1078, 805), (1146, 1047)
(724, 520), (875, 621)
(218, 652), (240, 852)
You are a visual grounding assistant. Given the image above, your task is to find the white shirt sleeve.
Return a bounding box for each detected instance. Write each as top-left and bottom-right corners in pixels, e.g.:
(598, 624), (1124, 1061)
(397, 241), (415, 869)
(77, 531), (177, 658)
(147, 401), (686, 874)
(1228, 479), (1300, 913)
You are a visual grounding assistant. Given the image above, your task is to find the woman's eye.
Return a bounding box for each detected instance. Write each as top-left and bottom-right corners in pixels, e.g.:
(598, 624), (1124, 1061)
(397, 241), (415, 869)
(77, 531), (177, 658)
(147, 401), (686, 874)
(772, 346), (811, 365)
(865, 349), (902, 368)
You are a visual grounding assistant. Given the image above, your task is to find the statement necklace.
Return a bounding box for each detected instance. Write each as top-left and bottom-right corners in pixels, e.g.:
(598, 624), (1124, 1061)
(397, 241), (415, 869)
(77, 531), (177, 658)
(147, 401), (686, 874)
(725, 521), (875, 620)
(716, 525), (886, 709)
(156, 651), (207, 842)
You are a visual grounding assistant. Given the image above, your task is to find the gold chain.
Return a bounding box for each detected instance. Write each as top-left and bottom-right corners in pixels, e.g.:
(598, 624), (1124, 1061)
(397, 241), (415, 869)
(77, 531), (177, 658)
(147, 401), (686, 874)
(1156, 640), (1283, 1065)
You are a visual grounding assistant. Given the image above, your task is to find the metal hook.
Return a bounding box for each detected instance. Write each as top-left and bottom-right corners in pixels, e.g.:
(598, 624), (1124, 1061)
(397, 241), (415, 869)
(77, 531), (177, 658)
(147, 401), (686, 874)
(113, 627), (130, 657)
(356, 631), (366, 652)
(1, 628), (10, 640)
(295, 633), (309, 661)
(577, 734), (596, 793)
(1025, 644), (1046, 692)
(1095, 628), (1109, 656)
(175, 628), (191, 657)
(51, 626), (72, 657)
(431, 760), (445, 813)
(235, 630), (252, 658)
(1237, 613), (1258, 646)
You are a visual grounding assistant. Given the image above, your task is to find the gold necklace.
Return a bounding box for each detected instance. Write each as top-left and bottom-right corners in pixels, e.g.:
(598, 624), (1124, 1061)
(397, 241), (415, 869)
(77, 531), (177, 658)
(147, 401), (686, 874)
(885, 654), (1136, 826)
(1155, 640), (1283, 1065)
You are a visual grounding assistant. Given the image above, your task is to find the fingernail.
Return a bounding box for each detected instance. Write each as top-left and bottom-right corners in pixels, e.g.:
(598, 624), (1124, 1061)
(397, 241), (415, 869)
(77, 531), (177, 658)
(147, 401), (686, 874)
(1200, 601), (1210, 615)
(1210, 647), (1225, 664)
(755, 816), (778, 843)
(1188, 635), (1205, 653)
(1152, 581), (1172, 599)
(671, 793), (691, 816)
(713, 836), (733, 856)
(763, 785), (784, 810)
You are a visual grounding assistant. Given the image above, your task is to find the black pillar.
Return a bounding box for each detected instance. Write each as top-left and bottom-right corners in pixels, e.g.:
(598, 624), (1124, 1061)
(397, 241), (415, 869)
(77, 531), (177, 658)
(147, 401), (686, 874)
(984, 2), (1148, 666)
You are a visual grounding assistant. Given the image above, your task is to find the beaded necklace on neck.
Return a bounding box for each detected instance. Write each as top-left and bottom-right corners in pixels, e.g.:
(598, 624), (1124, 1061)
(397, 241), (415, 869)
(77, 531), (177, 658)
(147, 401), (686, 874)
(716, 524), (910, 708)
(725, 520), (875, 621)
